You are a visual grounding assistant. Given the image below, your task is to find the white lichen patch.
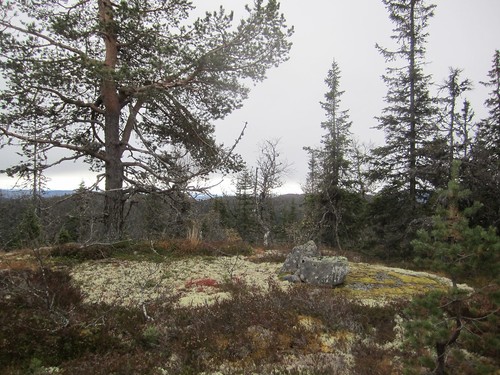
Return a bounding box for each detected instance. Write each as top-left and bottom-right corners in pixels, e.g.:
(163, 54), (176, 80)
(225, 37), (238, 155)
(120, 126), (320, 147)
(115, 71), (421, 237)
(319, 330), (356, 353)
(177, 290), (232, 308)
(71, 257), (286, 308)
(70, 256), (468, 310)
(281, 353), (352, 374)
(297, 315), (324, 332)
(70, 260), (171, 307)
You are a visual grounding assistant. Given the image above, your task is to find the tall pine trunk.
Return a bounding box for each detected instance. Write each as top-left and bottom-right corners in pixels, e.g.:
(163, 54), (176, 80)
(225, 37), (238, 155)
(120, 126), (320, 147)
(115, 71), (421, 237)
(103, 110), (125, 240)
(100, 0), (125, 240)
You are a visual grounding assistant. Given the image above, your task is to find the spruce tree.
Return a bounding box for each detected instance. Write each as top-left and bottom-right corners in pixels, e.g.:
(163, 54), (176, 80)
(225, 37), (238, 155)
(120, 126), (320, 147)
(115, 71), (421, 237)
(302, 147), (321, 197)
(478, 50), (500, 153)
(468, 50), (500, 231)
(317, 60), (354, 249)
(373, 0), (438, 204)
(212, 198), (234, 232)
(234, 168), (257, 242)
(314, 60), (357, 249)
(456, 98), (475, 162)
(437, 68), (472, 176)
(14, 204), (43, 248)
(301, 148), (323, 242)
(319, 59), (353, 190)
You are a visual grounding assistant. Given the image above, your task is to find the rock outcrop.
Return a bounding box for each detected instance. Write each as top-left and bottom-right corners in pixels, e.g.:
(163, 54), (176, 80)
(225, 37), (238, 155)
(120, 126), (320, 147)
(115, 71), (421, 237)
(280, 241), (349, 287)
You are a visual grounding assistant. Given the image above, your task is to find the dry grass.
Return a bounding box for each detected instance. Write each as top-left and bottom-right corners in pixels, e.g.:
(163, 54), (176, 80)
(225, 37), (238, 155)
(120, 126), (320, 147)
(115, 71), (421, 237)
(0, 249), (39, 270)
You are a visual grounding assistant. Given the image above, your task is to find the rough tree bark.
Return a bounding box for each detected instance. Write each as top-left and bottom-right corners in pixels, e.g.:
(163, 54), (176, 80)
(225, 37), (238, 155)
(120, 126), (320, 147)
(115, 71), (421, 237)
(99, 0), (126, 239)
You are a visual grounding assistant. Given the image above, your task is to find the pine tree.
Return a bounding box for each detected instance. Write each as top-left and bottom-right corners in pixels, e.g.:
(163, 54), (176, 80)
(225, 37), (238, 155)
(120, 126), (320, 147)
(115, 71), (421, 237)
(373, 0), (438, 204)
(405, 161), (500, 375)
(0, 0), (293, 240)
(412, 162), (497, 283)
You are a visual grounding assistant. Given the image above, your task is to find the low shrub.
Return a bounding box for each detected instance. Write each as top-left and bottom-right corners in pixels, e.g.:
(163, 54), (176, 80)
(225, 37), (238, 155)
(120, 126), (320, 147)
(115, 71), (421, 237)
(352, 343), (400, 375)
(59, 351), (165, 375)
(0, 250), (418, 374)
(248, 249), (288, 264)
(152, 239), (253, 258)
(351, 302), (404, 344)
(0, 266), (149, 373)
(142, 281), (369, 373)
(50, 239), (253, 263)
(50, 243), (117, 261)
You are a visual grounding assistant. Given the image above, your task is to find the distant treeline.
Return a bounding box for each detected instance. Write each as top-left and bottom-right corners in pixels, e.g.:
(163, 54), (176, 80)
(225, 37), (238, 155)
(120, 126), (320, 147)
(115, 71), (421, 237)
(0, 191), (304, 251)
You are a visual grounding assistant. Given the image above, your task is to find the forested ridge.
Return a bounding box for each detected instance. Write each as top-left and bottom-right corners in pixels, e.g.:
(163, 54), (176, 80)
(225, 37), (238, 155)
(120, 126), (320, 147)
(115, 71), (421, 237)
(0, 0), (498, 374)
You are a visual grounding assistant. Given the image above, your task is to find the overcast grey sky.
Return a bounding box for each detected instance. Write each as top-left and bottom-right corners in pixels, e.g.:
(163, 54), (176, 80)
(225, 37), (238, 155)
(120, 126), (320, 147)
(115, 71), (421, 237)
(212, 0), (500, 194)
(1, 0), (499, 194)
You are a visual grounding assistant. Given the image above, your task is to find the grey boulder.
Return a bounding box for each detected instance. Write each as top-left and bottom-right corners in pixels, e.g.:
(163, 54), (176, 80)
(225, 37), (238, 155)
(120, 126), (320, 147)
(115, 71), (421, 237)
(280, 240), (321, 274)
(298, 256), (349, 286)
(280, 241), (349, 287)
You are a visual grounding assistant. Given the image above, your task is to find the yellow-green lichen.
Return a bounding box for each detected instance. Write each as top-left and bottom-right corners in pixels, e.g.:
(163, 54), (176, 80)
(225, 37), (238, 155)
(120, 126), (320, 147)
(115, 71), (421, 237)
(340, 263), (453, 306)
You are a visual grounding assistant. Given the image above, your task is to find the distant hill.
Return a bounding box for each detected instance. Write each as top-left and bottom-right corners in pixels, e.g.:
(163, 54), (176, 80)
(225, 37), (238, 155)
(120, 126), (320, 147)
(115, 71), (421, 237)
(0, 189), (73, 198)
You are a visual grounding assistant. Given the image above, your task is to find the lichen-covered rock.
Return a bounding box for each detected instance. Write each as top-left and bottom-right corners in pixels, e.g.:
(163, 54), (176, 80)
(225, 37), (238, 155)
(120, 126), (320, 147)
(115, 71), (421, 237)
(298, 256), (349, 286)
(280, 240), (321, 274)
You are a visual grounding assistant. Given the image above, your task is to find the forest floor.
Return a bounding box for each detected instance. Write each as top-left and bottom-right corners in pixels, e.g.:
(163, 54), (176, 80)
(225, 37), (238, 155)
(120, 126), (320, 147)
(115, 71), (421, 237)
(0, 243), (487, 374)
(69, 252), (459, 308)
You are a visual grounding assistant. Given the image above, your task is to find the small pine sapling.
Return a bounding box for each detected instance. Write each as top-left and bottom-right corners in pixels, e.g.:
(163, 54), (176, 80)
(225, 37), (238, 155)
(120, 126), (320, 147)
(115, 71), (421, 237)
(404, 161), (500, 375)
